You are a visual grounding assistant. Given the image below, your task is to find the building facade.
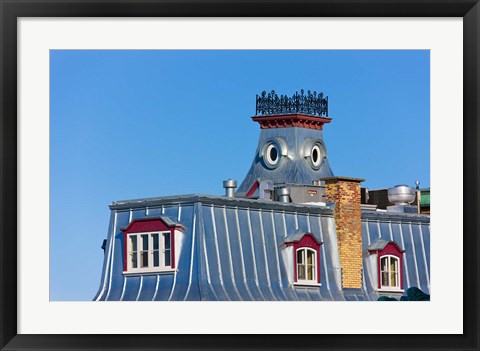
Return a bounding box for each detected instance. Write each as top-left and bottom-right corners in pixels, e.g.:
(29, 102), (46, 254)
(94, 90), (430, 301)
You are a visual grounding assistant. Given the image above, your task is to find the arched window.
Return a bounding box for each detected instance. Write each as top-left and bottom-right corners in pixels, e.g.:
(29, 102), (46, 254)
(368, 239), (405, 291)
(283, 232), (322, 286)
(296, 248), (317, 283)
(380, 255), (400, 289)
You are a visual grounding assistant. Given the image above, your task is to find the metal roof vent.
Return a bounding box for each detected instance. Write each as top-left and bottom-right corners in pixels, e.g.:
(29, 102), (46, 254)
(223, 179), (237, 198)
(387, 185), (416, 205)
(276, 187), (291, 203)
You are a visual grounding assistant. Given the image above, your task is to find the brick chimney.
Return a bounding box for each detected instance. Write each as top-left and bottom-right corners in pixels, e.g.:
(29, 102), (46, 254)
(321, 176), (365, 289)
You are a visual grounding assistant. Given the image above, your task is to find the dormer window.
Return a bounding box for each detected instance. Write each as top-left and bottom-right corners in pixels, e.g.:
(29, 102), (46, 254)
(296, 247), (318, 284)
(282, 231), (323, 286)
(368, 239), (405, 292)
(127, 231), (171, 271)
(380, 255), (400, 289)
(122, 216), (183, 275)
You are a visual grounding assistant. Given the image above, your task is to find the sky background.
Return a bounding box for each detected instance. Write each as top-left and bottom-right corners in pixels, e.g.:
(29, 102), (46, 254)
(50, 50), (430, 301)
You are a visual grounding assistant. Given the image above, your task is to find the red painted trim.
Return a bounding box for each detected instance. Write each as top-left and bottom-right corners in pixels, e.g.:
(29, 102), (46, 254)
(368, 240), (405, 253)
(171, 231), (176, 269)
(252, 114), (332, 130)
(284, 232), (322, 246)
(293, 251), (297, 282)
(290, 233), (323, 284)
(121, 217), (184, 232)
(123, 217), (183, 272)
(123, 238), (127, 272)
(318, 248), (321, 284)
(376, 254), (381, 290)
(400, 254), (404, 289)
(375, 251), (382, 289)
(246, 180), (260, 197)
(374, 242), (405, 289)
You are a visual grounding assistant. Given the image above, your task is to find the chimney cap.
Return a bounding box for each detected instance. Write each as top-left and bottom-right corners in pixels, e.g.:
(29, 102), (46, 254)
(320, 176), (365, 183)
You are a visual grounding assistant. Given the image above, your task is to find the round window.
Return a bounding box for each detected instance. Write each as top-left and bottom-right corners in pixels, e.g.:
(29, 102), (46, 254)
(303, 139), (326, 170)
(261, 138), (286, 169)
(266, 144), (279, 165)
(311, 145), (321, 167)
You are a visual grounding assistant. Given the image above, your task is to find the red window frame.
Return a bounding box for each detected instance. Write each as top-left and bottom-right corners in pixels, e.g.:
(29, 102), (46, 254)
(285, 233), (322, 284)
(121, 218), (182, 272)
(370, 241), (405, 290)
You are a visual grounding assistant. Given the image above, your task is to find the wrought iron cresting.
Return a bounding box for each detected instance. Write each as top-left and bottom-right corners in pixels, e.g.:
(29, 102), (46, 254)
(255, 90), (328, 117)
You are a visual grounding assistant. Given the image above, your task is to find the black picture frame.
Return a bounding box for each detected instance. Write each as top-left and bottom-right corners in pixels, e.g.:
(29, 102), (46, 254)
(1, 1), (478, 350)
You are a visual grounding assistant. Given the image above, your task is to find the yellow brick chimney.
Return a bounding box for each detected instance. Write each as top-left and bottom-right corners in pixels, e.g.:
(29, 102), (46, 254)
(321, 176), (365, 289)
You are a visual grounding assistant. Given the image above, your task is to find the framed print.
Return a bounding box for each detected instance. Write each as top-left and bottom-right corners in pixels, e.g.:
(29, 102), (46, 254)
(1, 1), (479, 350)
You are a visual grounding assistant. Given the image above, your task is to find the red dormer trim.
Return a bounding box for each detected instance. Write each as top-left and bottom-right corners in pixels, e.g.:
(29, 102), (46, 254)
(122, 217), (183, 271)
(370, 242), (405, 290)
(252, 114), (332, 130)
(121, 217), (184, 233)
(284, 233), (323, 284)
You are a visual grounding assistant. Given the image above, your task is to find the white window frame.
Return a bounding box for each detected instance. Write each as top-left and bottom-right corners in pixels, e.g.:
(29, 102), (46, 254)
(378, 254), (403, 291)
(124, 231), (174, 274)
(295, 247), (320, 286)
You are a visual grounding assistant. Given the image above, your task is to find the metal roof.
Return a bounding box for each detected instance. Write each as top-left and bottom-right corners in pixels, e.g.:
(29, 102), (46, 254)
(237, 126), (334, 193)
(94, 196), (430, 301)
(367, 238), (405, 252)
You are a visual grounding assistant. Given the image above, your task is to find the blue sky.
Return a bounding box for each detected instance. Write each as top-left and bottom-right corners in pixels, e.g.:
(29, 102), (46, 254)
(50, 50), (430, 300)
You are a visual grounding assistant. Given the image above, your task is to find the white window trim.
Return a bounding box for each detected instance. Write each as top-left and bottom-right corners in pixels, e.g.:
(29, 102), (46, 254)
(294, 247), (319, 285)
(379, 254), (401, 290)
(123, 269), (176, 276)
(293, 281), (322, 287)
(124, 230), (174, 274)
(378, 287), (404, 293)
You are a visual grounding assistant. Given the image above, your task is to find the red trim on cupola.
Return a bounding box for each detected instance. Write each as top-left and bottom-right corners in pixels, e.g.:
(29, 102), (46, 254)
(246, 180), (260, 197)
(252, 114), (332, 130)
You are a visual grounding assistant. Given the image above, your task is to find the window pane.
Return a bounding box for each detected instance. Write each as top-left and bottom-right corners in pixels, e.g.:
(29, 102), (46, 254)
(391, 272), (398, 287)
(307, 264), (314, 280)
(142, 234), (149, 250)
(164, 249), (171, 266)
(130, 236), (138, 269)
(381, 257), (388, 270)
(141, 251), (149, 268)
(390, 258), (397, 273)
(153, 250), (159, 267)
(307, 250), (314, 265)
(152, 234), (159, 250)
(381, 272), (389, 286)
(298, 264), (306, 280)
(164, 233), (171, 250)
(130, 235), (137, 251)
(131, 252), (138, 269)
(297, 250), (304, 264)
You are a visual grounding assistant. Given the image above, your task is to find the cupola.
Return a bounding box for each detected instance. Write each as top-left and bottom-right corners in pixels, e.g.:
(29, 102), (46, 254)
(237, 90), (335, 196)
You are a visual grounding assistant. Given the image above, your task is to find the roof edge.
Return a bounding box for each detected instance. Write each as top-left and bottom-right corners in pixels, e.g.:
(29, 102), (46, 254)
(109, 194), (335, 215)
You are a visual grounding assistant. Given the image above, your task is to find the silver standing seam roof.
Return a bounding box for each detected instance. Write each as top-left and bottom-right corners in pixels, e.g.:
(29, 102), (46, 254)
(94, 194), (430, 301)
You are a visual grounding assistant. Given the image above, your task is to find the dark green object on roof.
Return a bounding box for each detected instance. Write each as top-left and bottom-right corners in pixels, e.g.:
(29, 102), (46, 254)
(377, 287), (430, 301)
(378, 296), (397, 301)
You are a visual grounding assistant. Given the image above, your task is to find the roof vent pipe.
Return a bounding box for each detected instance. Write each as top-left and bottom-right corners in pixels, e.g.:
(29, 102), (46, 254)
(277, 187), (291, 203)
(223, 179), (237, 198)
